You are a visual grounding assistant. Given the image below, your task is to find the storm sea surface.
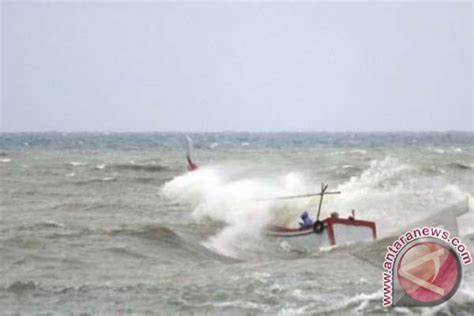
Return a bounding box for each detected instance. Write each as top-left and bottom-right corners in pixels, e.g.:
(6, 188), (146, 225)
(0, 132), (473, 315)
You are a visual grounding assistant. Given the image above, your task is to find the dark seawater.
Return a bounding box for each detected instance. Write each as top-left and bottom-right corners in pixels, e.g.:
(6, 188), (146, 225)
(0, 132), (473, 315)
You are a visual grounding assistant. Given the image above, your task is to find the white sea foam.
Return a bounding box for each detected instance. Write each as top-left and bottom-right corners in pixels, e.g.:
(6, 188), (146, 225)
(319, 290), (382, 314)
(199, 300), (271, 312)
(327, 156), (469, 237)
(69, 161), (87, 167)
(161, 167), (313, 258)
(428, 147), (445, 154)
(39, 220), (64, 228)
(161, 156), (470, 257)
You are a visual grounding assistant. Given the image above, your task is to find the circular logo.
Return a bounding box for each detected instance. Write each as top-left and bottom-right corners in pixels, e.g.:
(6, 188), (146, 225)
(397, 240), (462, 305)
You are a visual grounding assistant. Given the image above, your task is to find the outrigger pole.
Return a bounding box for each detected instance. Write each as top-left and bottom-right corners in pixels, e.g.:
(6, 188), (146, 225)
(255, 189), (340, 201)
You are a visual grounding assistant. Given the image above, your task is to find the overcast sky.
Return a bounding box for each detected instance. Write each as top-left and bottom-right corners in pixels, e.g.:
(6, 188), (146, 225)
(1, 1), (472, 132)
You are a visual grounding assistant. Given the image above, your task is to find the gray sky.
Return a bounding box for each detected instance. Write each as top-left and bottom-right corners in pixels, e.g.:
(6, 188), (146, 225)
(1, 1), (472, 132)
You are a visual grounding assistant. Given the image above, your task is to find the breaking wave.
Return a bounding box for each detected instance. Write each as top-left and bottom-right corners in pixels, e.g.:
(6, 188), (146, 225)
(161, 156), (470, 258)
(327, 157), (469, 237)
(161, 167), (313, 258)
(107, 224), (182, 244)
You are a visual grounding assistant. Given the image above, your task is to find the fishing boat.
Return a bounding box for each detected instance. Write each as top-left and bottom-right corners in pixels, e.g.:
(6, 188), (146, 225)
(184, 136), (376, 250)
(266, 183), (377, 251)
(181, 136), (472, 254)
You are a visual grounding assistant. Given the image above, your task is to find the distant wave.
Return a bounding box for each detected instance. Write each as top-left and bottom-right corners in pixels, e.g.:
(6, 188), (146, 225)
(5, 281), (38, 293)
(68, 161), (87, 167)
(112, 163), (167, 172)
(74, 175), (158, 185)
(104, 246), (148, 259)
(73, 177), (118, 185)
(28, 221), (65, 229)
(131, 177), (158, 183)
(445, 162), (472, 170)
(0, 151), (12, 162)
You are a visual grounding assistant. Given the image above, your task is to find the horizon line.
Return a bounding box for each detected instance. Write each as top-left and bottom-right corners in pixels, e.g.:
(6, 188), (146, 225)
(0, 130), (472, 134)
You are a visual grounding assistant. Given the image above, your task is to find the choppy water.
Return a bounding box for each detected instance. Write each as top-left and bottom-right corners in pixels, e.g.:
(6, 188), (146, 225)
(0, 132), (473, 314)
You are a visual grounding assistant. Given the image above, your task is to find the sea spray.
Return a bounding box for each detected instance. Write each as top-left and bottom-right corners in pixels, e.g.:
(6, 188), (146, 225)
(162, 156), (471, 256)
(328, 156), (469, 237)
(161, 168), (317, 258)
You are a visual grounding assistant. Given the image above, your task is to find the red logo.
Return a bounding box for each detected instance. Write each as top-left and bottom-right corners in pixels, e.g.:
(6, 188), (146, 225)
(397, 241), (461, 304)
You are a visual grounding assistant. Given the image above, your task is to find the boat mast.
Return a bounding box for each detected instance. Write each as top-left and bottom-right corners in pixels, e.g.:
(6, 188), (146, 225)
(316, 183), (328, 221)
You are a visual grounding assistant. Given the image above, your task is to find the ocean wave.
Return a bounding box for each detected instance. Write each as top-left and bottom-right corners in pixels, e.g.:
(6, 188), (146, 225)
(68, 161), (87, 167)
(445, 162), (472, 170)
(421, 162), (472, 175)
(104, 247), (148, 259)
(17, 222), (188, 250)
(336, 156), (412, 195)
(113, 163), (167, 172)
(322, 291), (383, 314)
(3, 281), (132, 295)
(131, 177), (158, 183)
(107, 224), (183, 244)
(197, 300), (271, 313)
(350, 149), (367, 155)
(48, 202), (120, 213)
(45, 231), (85, 239)
(427, 147), (446, 154)
(327, 156), (469, 238)
(161, 168), (314, 259)
(5, 281), (38, 293)
(30, 221), (65, 229)
(102, 224), (236, 262)
(73, 177), (118, 185)
(333, 165), (364, 177)
(3, 236), (44, 249)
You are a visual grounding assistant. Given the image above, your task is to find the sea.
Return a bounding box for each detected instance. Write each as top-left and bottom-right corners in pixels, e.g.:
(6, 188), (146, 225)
(0, 132), (473, 315)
